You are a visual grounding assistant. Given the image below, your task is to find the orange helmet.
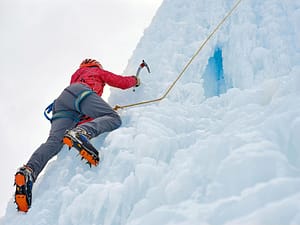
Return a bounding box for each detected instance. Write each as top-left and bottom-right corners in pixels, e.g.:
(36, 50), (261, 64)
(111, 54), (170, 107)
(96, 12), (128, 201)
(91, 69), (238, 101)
(80, 59), (103, 69)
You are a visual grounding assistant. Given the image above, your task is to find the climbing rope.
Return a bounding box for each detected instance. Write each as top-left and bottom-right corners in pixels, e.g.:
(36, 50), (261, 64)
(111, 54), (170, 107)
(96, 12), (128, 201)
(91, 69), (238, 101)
(114, 0), (243, 111)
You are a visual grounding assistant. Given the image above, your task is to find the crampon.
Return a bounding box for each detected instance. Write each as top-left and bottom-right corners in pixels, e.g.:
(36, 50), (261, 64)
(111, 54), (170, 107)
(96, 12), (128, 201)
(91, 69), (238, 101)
(63, 130), (99, 167)
(14, 167), (33, 212)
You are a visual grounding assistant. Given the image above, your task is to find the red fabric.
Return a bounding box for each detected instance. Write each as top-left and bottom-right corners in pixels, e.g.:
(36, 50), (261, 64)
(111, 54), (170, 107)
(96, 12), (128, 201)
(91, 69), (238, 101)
(77, 116), (94, 125)
(70, 66), (137, 96)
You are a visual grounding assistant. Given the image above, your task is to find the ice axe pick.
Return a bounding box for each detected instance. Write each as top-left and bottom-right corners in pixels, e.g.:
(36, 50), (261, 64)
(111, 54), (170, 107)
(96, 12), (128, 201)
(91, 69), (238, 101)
(133, 60), (151, 92)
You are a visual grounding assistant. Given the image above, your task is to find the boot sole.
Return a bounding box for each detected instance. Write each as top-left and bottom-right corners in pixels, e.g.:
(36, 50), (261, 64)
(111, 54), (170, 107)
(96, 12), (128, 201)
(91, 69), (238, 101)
(63, 136), (99, 166)
(15, 173), (30, 212)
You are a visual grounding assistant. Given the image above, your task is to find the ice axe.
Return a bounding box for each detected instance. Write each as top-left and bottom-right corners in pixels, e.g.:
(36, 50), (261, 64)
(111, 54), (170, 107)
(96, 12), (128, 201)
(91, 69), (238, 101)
(133, 60), (151, 92)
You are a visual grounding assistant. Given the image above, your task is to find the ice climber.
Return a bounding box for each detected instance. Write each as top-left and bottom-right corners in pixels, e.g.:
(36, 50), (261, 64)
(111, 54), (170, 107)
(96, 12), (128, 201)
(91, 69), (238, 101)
(14, 59), (140, 212)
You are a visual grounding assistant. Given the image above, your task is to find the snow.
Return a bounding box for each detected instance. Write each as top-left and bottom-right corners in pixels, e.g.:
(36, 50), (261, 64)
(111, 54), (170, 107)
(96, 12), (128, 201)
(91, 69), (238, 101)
(1, 0), (300, 224)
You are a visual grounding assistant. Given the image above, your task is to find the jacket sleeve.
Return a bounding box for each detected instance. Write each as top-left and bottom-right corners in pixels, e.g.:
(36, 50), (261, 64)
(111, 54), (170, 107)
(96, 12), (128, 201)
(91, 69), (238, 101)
(100, 70), (137, 89)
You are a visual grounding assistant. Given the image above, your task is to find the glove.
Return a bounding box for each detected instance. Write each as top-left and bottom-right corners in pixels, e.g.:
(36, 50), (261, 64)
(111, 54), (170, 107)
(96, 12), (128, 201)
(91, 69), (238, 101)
(135, 76), (140, 87)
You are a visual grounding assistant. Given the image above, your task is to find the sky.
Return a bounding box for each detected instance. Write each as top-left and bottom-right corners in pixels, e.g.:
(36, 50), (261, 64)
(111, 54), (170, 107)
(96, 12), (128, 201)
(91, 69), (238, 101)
(0, 0), (163, 216)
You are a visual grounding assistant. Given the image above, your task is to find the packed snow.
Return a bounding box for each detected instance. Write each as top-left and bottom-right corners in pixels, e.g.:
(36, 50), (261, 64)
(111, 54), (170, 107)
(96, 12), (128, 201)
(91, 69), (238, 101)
(1, 0), (300, 224)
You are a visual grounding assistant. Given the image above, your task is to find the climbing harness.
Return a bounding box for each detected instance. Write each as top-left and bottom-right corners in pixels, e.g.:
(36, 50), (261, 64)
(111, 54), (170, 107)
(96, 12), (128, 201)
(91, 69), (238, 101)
(74, 90), (93, 112)
(44, 90), (94, 123)
(44, 102), (82, 123)
(114, 0), (243, 111)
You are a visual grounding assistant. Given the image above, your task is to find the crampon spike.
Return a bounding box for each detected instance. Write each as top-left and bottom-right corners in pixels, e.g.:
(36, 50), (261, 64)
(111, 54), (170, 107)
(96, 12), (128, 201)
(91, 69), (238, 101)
(79, 149), (99, 166)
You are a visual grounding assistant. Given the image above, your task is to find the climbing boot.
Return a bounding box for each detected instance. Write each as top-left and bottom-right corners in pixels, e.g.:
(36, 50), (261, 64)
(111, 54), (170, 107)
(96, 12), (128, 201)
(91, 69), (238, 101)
(63, 127), (99, 166)
(15, 165), (34, 212)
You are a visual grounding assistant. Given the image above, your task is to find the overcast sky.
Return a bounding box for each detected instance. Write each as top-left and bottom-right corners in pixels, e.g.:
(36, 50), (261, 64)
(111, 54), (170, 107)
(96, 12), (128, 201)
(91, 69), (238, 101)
(0, 0), (163, 216)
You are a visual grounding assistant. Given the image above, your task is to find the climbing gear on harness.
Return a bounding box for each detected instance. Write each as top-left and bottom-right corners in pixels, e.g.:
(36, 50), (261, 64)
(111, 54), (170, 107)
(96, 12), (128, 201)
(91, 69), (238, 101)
(133, 60), (151, 92)
(80, 59), (103, 69)
(114, 0), (243, 110)
(44, 90), (94, 123)
(44, 102), (54, 121)
(63, 127), (100, 167)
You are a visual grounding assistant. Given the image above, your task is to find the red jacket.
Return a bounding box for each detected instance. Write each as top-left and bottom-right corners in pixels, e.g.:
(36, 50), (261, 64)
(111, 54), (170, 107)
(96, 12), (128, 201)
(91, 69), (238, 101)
(70, 66), (137, 96)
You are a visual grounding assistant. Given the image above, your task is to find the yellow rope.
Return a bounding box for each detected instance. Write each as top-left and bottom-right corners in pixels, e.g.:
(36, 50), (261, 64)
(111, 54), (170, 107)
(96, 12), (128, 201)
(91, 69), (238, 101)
(114, 0), (242, 111)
